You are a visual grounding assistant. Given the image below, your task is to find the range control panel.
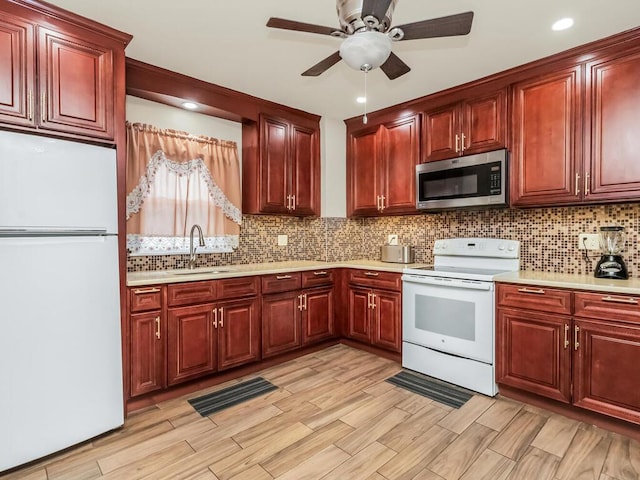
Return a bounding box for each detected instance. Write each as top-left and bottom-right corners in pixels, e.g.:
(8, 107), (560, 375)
(433, 238), (520, 258)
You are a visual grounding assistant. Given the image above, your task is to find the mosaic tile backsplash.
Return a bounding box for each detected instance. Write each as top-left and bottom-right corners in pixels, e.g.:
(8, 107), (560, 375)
(128, 204), (640, 278)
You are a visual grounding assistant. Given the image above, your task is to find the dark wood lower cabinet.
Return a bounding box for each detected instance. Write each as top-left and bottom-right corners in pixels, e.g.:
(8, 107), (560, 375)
(262, 291), (301, 358)
(302, 287), (334, 345)
(573, 318), (640, 424)
(167, 304), (217, 386)
(497, 282), (640, 426)
(130, 310), (164, 397)
(496, 308), (571, 403)
(346, 279), (401, 353)
(217, 297), (260, 371)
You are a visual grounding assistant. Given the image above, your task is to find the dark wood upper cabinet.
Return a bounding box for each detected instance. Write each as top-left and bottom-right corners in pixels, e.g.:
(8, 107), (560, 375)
(423, 88), (506, 162)
(243, 113), (320, 216)
(347, 114), (420, 217)
(0, 1), (129, 141)
(585, 49), (640, 202)
(510, 66), (582, 207)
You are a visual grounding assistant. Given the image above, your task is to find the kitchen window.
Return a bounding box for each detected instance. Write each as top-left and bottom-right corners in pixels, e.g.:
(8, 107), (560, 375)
(125, 123), (242, 255)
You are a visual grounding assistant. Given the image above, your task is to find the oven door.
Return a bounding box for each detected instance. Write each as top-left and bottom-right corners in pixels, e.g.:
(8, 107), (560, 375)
(402, 274), (495, 364)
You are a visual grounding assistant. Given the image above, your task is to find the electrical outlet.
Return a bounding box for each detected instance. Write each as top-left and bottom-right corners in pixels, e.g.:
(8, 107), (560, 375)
(388, 234), (399, 246)
(277, 234), (288, 246)
(578, 233), (600, 250)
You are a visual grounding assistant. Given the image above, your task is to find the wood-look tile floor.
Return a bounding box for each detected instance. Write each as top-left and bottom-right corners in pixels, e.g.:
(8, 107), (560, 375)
(4, 345), (640, 480)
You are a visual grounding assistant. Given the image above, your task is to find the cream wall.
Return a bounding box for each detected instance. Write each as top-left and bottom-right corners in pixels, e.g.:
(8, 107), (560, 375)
(126, 96), (348, 218)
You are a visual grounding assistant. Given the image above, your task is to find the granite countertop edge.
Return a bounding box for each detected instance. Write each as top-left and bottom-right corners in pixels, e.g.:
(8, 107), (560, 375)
(495, 271), (640, 295)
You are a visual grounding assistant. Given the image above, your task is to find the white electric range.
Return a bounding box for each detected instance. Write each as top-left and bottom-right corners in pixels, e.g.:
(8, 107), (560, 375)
(402, 238), (520, 396)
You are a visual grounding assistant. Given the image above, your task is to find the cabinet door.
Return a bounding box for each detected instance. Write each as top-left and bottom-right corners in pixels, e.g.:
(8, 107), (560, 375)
(573, 318), (640, 424)
(262, 291), (301, 358)
(167, 304), (217, 386)
(496, 308), (571, 403)
(302, 287), (334, 345)
(347, 126), (381, 216)
(130, 311), (165, 397)
(510, 66), (582, 206)
(347, 286), (371, 343)
(290, 123), (319, 215)
(371, 289), (401, 352)
(423, 104), (459, 162)
(462, 89), (506, 155)
(259, 115), (289, 213)
(0, 12), (34, 127)
(217, 297), (260, 371)
(37, 25), (114, 139)
(585, 51), (640, 201)
(380, 115), (420, 214)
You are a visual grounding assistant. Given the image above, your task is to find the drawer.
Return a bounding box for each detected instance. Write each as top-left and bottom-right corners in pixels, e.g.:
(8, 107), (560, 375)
(348, 269), (401, 291)
(575, 291), (640, 324)
(301, 269), (334, 288)
(130, 286), (162, 312)
(497, 283), (572, 315)
(262, 272), (302, 294)
(218, 276), (259, 299)
(168, 280), (216, 307)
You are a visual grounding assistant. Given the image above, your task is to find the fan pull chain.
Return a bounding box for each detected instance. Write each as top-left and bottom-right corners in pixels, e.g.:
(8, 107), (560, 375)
(363, 68), (368, 124)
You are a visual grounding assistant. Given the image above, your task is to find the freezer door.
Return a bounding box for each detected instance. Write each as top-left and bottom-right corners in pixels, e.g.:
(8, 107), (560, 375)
(0, 235), (123, 471)
(0, 130), (118, 233)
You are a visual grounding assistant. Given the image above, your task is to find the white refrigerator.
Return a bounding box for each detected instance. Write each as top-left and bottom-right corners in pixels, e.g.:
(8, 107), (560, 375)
(0, 130), (124, 472)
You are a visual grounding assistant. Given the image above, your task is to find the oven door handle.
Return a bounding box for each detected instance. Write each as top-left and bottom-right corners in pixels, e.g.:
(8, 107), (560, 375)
(402, 274), (493, 291)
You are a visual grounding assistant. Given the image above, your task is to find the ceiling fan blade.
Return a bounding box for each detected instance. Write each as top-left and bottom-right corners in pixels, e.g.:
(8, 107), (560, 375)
(361, 0), (393, 22)
(380, 52), (411, 80)
(394, 11), (474, 41)
(301, 51), (342, 77)
(267, 17), (338, 36)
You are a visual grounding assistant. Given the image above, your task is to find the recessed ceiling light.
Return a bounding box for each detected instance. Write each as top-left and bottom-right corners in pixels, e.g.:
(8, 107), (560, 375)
(552, 18), (574, 31)
(182, 102), (199, 110)
(356, 96), (367, 104)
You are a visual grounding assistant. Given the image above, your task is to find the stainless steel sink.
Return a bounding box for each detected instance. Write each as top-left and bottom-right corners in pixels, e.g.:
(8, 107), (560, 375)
(166, 268), (232, 275)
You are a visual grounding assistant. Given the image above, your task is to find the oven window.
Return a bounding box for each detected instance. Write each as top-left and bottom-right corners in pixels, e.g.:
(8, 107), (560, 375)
(415, 295), (475, 341)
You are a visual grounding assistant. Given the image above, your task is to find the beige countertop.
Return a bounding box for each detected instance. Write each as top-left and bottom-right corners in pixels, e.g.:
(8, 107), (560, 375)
(495, 270), (640, 295)
(127, 260), (426, 287)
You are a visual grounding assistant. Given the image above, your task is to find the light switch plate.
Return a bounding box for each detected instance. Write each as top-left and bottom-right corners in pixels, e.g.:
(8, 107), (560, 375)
(388, 234), (399, 246)
(578, 233), (600, 250)
(277, 234), (288, 246)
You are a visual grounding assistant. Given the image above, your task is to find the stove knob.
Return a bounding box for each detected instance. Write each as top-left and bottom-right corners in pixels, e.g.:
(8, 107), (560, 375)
(508, 245), (516, 252)
(498, 244), (506, 251)
(441, 243), (448, 249)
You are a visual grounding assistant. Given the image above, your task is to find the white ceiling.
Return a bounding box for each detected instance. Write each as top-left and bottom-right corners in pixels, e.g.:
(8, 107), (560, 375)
(46, 0), (640, 121)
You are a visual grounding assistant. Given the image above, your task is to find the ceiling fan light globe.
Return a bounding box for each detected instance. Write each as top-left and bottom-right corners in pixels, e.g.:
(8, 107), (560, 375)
(339, 30), (392, 71)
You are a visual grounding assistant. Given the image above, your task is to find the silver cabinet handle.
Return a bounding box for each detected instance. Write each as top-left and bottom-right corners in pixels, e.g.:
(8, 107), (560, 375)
(370, 293), (376, 309)
(517, 287), (545, 295)
(575, 173), (580, 196)
(313, 271), (328, 276)
(219, 307), (224, 327)
(364, 272), (379, 277)
(298, 294), (304, 311)
(291, 194), (296, 211)
(574, 325), (580, 350)
(602, 295), (638, 305)
(455, 134), (459, 153)
(41, 91), (46, 122)
(155, 316), (161, 340)
(276, 275), (292, 280)
(27, 90), (33, 120)
(461, 133), (466, 152)
(585, 172), (590, 195)
(133, 287), (160, 294)
(380, 195), (386, 211)
(212, 308), (218, 328)
(367, 292), (372, 309)
(564, 324), (569, 349)
(303, 293), (307, 310)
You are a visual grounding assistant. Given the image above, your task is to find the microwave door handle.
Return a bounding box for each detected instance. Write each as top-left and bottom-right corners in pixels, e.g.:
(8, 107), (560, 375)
(402, 275), (492, 291)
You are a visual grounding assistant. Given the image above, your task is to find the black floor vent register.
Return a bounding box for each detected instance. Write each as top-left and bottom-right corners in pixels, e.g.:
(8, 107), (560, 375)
(386, 370), (473, 409)
(188, 377), (278, 416)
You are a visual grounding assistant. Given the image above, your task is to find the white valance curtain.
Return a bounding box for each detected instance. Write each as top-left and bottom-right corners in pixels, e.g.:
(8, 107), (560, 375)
(125, 122), (242, 255)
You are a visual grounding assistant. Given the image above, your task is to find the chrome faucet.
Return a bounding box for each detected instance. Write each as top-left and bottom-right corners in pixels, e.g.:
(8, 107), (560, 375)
(188, 224), (205, 269)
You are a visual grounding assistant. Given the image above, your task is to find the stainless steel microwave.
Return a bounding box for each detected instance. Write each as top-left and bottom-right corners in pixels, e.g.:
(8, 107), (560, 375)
(416, 149), (508, 211)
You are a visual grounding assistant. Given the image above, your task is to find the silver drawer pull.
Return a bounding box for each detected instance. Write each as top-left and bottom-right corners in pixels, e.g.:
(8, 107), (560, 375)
(364, 272), (379, 277)
(133, 287), (160, 294)
(276, 275), (292, 280)
(602, 296), (639, 305)
(313, 271), (328, 276)
(518, 287), (545, 295)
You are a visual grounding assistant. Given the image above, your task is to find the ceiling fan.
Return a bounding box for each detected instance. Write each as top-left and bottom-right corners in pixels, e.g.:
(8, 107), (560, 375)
(266, 0), (474, 80)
